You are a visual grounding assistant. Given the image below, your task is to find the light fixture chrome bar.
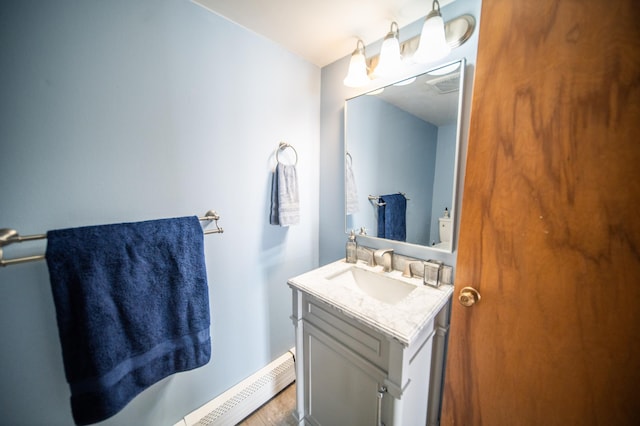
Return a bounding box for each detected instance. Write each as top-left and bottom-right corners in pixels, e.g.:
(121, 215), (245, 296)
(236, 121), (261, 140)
(445, 14), (475, 49)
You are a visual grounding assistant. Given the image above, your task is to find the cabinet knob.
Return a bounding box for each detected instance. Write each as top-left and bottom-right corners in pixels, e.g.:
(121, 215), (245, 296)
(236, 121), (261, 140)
(458, 286), (481, 307)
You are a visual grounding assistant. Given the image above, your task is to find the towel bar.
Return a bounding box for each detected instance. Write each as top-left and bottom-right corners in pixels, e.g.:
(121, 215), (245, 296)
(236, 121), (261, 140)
(0, 210), (224, 267)
(368, 192), (410, 206)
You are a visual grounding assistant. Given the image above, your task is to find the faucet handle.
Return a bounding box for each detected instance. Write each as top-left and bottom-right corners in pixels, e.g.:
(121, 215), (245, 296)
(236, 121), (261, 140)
(402, 261), (422, 278)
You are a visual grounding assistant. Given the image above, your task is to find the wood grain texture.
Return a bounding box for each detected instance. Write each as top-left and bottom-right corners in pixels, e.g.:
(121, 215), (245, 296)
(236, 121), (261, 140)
(441, 0), (640, 425)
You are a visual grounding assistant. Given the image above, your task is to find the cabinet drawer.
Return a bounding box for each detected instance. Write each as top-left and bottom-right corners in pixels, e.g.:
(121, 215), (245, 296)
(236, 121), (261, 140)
(301, 294), (390, 371)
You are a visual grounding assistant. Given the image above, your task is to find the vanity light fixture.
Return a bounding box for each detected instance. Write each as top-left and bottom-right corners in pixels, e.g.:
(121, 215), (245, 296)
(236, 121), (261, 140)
(343, 40), (370, 88)
(342, 4), (476, 88)
(413, 0), (451, 64)
(372, 22), (403, 79)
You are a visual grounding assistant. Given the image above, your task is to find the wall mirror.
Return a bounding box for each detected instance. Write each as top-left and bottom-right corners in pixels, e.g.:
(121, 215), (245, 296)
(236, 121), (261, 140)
(344, 58), (466, 253)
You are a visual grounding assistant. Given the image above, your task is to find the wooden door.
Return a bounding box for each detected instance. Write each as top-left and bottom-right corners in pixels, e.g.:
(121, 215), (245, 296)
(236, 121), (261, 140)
(441, 1), (640, 425)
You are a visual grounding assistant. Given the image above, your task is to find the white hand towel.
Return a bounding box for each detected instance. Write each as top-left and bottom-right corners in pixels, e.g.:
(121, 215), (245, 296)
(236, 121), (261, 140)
(272, 163), (300, 226)
(346, 162), (359, 215)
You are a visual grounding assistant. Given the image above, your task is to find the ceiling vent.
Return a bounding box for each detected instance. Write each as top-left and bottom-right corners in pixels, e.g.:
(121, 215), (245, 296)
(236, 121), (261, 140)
(426, 72), (461, 94)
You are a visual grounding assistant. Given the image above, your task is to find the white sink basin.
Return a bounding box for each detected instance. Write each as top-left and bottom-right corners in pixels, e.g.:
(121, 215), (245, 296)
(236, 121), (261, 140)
(327, 266), (416, 305)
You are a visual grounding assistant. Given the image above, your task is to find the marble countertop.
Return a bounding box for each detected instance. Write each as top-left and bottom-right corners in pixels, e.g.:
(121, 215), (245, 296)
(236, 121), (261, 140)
(288, 259), (453, 346)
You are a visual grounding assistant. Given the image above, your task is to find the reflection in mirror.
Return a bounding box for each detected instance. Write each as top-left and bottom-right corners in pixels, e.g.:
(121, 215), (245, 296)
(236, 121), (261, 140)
(345, 59), (465, 253)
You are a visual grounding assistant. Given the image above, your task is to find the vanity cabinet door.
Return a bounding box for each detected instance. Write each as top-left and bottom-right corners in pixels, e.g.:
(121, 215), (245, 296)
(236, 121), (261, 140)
(303, 321), (392, 426)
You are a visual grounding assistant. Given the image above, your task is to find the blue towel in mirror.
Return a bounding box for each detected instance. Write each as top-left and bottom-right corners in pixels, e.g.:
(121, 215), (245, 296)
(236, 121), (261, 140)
(377, 193), (407, 242)
(45, 216), (210, 425)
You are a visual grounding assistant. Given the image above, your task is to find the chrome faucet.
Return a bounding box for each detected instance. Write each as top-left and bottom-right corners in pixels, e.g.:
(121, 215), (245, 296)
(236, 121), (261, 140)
(370, 248), (394, 272)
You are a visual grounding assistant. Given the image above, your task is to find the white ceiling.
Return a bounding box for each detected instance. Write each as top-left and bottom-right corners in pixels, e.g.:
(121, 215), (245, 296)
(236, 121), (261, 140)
(192, 0), (453, 67)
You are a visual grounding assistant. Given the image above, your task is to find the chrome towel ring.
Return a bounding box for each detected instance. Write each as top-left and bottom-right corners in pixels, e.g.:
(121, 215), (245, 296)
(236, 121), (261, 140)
(276, 142), (298, 166)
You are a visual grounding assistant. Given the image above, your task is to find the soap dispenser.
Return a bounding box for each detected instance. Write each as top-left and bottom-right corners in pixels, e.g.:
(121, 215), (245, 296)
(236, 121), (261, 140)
(346, 230), (357, 263)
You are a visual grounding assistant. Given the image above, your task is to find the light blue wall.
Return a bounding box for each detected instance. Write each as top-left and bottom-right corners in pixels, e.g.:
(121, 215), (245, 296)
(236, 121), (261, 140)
(0, 0), (319, 425)
(430, 124), (458, 243)
(345, 95), (438, 245)
(319, 0), (482, 266)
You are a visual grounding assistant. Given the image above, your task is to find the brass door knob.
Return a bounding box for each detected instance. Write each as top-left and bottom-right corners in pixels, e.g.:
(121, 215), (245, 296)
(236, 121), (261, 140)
(458, 287), (481, 307)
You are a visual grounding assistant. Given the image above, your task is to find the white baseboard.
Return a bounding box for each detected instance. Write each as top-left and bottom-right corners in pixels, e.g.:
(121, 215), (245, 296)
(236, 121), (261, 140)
(175, 348), (296, 426)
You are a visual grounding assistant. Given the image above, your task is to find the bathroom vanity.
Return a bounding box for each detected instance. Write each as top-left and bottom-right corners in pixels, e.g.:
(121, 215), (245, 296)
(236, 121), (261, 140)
(288, 259), (453, 426)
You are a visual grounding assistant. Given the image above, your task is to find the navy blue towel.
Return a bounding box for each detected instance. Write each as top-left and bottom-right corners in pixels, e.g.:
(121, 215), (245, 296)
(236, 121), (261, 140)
(45, 216), (211, 425)
(377, 193), (407, 242)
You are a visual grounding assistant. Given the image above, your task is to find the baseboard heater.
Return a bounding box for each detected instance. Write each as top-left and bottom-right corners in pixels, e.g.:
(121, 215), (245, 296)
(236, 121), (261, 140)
(174, 348), (296, 426)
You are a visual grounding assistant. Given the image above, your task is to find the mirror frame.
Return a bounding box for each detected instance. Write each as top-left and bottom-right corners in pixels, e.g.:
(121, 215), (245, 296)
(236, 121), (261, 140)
(344, 58), (467, 254)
